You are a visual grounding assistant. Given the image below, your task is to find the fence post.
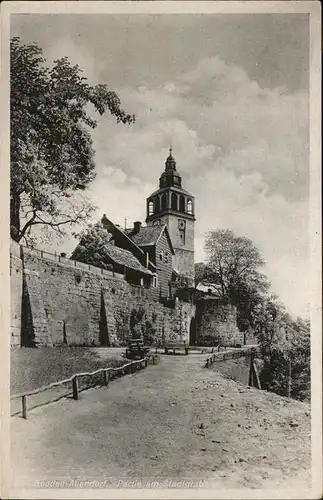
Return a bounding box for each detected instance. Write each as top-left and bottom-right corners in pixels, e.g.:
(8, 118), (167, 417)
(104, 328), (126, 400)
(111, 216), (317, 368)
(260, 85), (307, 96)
(253, 361), (262, 390)
(287, 359), (292, 398)
(22, 395), (27, 419)
(72, 375), (79, 400)
(248, 349), (255, 387)
(103, 370), (110, 386)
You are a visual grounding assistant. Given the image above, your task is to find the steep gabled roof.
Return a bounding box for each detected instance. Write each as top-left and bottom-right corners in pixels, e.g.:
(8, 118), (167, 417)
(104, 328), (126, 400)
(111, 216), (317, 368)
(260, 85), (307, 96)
(101, 215), (156, 271)
(104, 244), (153, 275)
(129, 226), (162, 246)
(197, 283), (223, 297)
(129, 224), (175, 255)
(102, 215), (144, 256)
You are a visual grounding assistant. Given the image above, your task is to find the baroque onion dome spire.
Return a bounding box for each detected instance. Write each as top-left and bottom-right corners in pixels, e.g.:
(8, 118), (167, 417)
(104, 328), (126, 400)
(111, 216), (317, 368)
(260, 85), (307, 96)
(165, 145), (176, 171)
(159, 146), (182, 188)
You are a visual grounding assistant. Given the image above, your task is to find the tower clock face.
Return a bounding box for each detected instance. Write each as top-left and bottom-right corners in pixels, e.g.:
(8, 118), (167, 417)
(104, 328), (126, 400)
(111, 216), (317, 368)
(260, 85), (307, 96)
(178, 219), (186, 230)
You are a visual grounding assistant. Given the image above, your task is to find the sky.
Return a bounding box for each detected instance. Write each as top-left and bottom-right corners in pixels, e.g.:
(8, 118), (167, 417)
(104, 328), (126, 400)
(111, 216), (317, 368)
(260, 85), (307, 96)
(11, 13), (310, 318)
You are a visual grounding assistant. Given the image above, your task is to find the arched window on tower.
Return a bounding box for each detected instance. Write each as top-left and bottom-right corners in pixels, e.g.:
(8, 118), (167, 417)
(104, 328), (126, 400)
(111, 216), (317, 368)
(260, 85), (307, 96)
(171, 192), (178, 211)
(161, 193), (167, 211)
(187, 199), (193, 215)
(148, 200), (154, 216)
(179, 195), (185, 213)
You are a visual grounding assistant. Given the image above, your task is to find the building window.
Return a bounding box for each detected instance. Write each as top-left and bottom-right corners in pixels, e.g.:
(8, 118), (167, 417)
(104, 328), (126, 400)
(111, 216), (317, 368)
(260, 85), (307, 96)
(171, 192), (178, 210)
(165, 252), (169, 263)
(179, 230), (185, 245)
(179, 195), (185, 212)
(153, 275), (158, 288)
(187, 199), (193, 214)
(161, 193), (167, 211)
(148, 200), (154, 215)
(159, 251), (164, 261)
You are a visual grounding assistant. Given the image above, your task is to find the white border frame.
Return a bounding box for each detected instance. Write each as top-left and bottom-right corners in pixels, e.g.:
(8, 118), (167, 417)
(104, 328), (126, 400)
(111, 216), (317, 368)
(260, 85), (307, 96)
(1, 2), (321, 499)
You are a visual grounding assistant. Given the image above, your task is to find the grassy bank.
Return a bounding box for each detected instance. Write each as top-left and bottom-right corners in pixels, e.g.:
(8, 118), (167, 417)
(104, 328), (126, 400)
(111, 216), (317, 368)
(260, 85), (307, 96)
(11, 347), (126, 394)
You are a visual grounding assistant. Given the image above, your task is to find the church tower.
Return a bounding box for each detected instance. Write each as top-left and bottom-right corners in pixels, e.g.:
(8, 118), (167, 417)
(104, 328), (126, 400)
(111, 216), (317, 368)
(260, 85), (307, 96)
(146, 147), (195, 286)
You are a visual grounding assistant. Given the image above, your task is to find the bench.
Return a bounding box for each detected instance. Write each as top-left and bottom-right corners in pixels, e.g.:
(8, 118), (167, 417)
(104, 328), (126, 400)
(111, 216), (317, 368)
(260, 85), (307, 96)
(125, 338), (151, 360)
(164, 342), (189, 356)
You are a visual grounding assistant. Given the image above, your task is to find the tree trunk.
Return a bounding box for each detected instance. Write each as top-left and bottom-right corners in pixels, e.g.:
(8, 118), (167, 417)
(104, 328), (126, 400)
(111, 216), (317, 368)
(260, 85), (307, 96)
(10, 191), (21, 241)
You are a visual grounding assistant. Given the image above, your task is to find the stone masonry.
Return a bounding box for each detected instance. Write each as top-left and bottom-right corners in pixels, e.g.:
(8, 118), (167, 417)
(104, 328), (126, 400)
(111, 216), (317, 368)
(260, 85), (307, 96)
(10, 243), (195, 347)
(195, 296), (243, 347)
(10, 241), (23, 347)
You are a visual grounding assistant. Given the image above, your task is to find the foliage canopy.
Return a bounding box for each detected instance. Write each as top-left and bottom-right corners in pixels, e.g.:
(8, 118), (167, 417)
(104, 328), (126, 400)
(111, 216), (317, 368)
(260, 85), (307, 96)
(70, 222), (115, 269)
(10, 37), (134, 245)
(197, 229), (310, 402)
(198, 229), (270, 331)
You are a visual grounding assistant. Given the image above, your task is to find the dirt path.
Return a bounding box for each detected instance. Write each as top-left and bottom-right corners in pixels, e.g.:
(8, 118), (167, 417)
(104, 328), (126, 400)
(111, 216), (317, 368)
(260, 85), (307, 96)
(11, 354), (311, 492)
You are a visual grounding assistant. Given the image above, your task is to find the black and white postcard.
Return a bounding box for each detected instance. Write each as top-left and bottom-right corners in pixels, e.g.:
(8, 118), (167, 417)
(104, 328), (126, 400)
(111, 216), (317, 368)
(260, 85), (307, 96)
(0, 1), (321, 499)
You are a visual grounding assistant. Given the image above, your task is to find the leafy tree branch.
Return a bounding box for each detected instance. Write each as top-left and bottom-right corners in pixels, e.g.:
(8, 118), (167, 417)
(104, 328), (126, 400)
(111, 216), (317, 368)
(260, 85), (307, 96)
(10, 37), (135, 245)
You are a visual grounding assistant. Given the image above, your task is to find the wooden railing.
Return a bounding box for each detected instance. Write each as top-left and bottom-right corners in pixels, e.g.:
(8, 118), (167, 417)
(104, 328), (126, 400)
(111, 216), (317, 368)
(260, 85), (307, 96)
(204, 346), (262, 389)
(204, 346), (258, 367)
(11, 356), (156, 419)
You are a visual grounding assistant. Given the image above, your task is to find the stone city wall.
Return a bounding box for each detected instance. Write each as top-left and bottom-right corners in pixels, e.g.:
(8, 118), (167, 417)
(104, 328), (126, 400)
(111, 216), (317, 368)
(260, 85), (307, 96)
(195, 296), (243, 346)
(10, 241), (23, 346)
(10, 243), (195, 347)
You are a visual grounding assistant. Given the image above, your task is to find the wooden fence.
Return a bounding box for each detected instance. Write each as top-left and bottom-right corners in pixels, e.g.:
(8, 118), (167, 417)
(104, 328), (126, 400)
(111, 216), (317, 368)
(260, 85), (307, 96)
(204, 348), (253, 367)
(11, 356), (157, 419)
(204, 347), (262, 389)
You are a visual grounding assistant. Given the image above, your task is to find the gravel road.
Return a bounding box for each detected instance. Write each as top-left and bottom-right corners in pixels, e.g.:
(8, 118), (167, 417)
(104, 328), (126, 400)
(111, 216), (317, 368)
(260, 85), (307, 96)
(11, 354), (311, 493)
